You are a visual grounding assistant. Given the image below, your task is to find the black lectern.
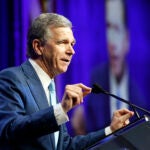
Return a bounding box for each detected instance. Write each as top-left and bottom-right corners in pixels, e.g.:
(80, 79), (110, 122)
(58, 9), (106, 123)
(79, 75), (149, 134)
(87, 116), (150, 150)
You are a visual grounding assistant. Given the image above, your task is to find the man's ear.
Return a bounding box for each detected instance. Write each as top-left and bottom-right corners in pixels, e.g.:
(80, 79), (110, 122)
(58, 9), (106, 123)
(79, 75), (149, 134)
(32, 39), (44, 56)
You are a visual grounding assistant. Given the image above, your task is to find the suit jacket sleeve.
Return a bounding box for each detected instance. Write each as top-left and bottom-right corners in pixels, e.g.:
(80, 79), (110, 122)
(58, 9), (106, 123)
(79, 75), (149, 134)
(58, 124), (106, 150)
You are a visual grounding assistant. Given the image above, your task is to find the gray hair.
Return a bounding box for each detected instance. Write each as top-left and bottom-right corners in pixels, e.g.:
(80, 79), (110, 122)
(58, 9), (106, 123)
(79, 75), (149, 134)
(26, 13), (72, 59)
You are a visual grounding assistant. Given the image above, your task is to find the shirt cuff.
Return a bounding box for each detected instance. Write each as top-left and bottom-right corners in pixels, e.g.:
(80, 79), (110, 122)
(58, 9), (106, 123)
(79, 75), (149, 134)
(105, 126), (113, 136)
(53, 103), (69, 125)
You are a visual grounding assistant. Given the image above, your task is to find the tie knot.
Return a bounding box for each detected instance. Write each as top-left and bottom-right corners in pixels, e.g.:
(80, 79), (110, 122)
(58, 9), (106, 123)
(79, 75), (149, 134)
(48, 80), (55, 92)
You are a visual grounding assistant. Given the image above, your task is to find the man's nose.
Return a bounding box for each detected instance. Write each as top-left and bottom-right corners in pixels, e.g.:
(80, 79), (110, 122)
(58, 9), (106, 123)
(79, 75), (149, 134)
(67, 45), (75, 55)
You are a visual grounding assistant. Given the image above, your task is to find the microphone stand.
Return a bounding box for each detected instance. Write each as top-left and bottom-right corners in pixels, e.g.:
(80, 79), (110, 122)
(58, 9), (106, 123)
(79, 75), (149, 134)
(92, 83), (150, 120)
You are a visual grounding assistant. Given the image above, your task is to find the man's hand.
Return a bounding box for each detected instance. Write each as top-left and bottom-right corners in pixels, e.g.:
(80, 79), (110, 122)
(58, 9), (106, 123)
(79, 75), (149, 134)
(61, 83), (91, 113)
(110, 108), (134, 132)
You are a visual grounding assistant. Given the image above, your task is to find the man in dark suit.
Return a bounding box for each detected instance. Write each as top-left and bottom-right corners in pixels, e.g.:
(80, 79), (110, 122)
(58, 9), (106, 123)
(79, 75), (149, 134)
(0, 13), (134, 150)
(84, 0), (146, 133)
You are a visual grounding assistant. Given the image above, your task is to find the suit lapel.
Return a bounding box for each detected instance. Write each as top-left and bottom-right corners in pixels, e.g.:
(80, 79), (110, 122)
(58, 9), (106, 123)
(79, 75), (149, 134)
(21, 60), (49, 110)
(21, 60), (60, 149)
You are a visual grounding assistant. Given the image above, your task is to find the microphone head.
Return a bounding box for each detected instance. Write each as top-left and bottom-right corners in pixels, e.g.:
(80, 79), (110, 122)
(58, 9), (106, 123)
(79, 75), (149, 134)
(92, 83), (107, 94)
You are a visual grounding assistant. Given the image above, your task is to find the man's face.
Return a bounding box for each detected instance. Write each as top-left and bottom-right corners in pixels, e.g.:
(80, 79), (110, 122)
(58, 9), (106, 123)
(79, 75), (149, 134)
(106, 0), (129, 76)
(41, 27), (76, 77)
(107, 22), (128, 70)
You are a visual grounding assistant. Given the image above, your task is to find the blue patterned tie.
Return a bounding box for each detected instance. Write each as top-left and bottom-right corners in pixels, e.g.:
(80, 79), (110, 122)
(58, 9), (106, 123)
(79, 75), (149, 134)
(48, 80), (56, 106)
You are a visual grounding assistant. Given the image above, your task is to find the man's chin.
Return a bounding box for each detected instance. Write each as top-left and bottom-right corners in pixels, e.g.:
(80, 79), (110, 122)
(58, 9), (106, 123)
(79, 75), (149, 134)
(59, 67), (68, 74)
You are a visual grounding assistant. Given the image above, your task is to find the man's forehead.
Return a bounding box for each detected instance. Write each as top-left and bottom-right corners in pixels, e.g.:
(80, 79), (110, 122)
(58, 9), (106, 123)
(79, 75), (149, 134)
(49, 27), (76, 42)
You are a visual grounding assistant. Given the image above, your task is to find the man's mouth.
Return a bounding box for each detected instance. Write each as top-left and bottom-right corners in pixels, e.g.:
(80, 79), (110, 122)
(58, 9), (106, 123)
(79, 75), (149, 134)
(61, 58), (70, 63)
(61, 58), (70, 62)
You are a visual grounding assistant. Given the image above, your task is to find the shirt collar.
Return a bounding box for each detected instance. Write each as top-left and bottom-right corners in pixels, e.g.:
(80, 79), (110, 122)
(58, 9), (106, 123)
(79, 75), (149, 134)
(29, 58), (53, 89)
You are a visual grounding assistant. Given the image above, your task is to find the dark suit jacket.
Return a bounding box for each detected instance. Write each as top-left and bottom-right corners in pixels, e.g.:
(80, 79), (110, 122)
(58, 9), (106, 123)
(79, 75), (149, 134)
(85, 63), (147, 132)
(0, 60), (106, 150)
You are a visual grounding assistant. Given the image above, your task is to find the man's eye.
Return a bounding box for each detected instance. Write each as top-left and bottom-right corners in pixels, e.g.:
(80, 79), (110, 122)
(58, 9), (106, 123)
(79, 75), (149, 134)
(57, 40), (67, 44)
(57, 40), (75, 47)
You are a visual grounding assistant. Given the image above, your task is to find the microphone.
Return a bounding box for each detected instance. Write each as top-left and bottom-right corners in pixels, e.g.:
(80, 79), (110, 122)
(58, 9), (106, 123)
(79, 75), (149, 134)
(92, 83), (109, 94)
(92, 83), (150, 119)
